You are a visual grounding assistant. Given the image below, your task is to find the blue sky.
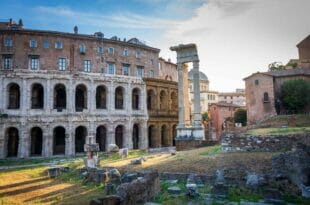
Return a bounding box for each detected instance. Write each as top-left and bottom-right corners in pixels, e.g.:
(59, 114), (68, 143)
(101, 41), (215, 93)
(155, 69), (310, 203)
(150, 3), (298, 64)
(1, 0), (310, 91)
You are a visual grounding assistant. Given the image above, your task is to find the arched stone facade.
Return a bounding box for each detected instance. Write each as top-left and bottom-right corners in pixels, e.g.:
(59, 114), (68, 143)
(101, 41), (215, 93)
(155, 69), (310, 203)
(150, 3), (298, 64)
(144, 78), (178, 148)
(0, 73), (148, 158)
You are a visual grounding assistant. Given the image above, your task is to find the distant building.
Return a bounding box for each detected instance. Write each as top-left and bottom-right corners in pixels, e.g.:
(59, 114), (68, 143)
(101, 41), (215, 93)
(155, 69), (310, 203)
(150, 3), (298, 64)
(188, 69), (218, 115)
(244, 68), (310, 124)
(158, 57), (178, 82)
(244, 34), (310, 125)
(218, 89), (245, 107)
(209, 102), (241, 141)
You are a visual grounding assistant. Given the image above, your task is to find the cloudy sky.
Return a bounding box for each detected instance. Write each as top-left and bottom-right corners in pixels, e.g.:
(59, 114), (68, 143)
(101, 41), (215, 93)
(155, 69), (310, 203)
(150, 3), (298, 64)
(1, 0), (310, 91)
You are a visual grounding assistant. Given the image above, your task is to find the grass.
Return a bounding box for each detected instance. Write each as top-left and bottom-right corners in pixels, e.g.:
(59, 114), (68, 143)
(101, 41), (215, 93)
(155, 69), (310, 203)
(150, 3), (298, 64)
(247, 127), (310, 136)
(227, 187), (263, 202)
(200, 145), (221, 156)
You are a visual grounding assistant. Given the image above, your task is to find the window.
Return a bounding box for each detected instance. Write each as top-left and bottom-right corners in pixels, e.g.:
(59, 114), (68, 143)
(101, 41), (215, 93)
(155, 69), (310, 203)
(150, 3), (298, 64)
(55, 41), (63, 49)
(108, 47), (114, 54)
(123, 48), (128, 56)
(150, 59), (154, 65)
(29, 56), (39, 70)
(255, 79), (259, 85)
(4, 38), (12, 47)
(84, 60), (91, 72)
(135, 50), (140, 58)
(58, 58), (66, 71)
(122, 64), (129, 75)
(263, 92), (269, 103)
(97, 46), (103, 54)
(29, 40), (37, 48)
(3, 55), (12, 69)
(149, 70), (154, 78)
(43, 40), (49, 48)
(79, 44), (86, 53)
(136, 66), (144, 77)
(108, 63), (115, 74)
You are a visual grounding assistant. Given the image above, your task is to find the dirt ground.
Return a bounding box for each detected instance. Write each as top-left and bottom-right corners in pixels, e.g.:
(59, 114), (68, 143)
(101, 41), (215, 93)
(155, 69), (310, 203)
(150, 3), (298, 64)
(104, 147), (274, 178)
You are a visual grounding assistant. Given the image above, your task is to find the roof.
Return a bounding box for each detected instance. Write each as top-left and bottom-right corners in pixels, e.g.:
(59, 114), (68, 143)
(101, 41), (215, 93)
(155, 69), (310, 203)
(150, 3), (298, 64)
(219, 92), (245, 97)
(243, 68), (310, 80)
(188, 69), (209, 81)
(297, 34), (310, 47)
(210, 102), (241, 108)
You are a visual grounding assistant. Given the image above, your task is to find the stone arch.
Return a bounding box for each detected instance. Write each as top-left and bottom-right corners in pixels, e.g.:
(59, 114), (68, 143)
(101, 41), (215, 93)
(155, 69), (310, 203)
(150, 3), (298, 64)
(96, 85), (107, 109)
(75, 84), (87, 111)
(172, 124), (177, 146)
(170, 91), (177, 111)
(75, 126), (87, 153)
(31, 83), (44, 109)
(115, 125), (124, 148)
(54, 84), (66, 110)
(147, 89), (156, 110)
(132, 123), (139, 149)
(7, 83), (20, 109)
(53, 126), (66, 155)
(6, 127), (19, 157)
(96, 125), (107, 151)
(30, 127), (43, 156)
(161, 124), (168, 147)
(115, 86), (124, 109)
(148, 125), (156, 148)
(132, 88), (140, 110)
(160, 90), (168, 110)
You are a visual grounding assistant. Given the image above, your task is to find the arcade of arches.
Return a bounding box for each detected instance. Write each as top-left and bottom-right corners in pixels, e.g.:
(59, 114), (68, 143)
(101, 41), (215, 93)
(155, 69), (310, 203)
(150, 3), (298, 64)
(144, 78), (178, 148)
(2, 123), (144, 158)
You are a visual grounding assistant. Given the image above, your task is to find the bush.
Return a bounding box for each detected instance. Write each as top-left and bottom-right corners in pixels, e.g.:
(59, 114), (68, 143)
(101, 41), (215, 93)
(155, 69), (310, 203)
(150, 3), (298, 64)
(281, 79), (310, 113)
(202, 112), (209, 121)
(234, 109), (247, 126)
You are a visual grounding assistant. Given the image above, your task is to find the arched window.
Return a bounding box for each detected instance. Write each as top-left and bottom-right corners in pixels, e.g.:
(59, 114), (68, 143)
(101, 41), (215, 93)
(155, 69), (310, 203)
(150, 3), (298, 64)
(170, 91), (177, 111)
(96, 125), (107, 151)
(30, 127), (43, 156)
(148, 125), (155, 148)
(160, 90), (167, 110)
(161, 125), (168, 147)
(115, 86), (124, 109)
(31, 83), (44, 109)
(132, 124), (139, 149)
(263, 92), (269, 103)
(132, 88), (140, 110)
(53, 126), (66, 155)
(6, 127), (19, 157)
(75, 84), (87, 111)
(147, 89), (155, 110)
(75, 126), (87, 153)
(115, 125), (124, 148)
(96, 85), (107, 109)
(7, 83), (20, 109)
(54, 84), (66, 110)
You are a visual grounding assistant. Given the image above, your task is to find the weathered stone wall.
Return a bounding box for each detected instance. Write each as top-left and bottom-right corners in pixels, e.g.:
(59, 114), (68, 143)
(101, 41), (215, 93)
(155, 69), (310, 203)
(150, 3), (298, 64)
(221, 133), (310, 152)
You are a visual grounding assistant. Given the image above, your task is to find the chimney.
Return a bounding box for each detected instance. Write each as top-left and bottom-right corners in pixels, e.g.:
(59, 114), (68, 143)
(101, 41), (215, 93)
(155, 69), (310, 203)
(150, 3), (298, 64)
(74, 26), (78, 34)
(18, 19), (23, 29)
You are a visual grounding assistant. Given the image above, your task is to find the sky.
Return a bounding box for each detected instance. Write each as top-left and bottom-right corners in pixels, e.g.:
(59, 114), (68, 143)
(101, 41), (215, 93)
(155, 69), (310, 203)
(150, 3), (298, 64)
(1, 0), (310, 92)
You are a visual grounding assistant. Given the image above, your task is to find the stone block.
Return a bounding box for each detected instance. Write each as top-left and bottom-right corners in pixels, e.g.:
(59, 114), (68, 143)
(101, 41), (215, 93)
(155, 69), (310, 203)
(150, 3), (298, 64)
(186, 183), (198, 197)
(167, 186), (181, 195)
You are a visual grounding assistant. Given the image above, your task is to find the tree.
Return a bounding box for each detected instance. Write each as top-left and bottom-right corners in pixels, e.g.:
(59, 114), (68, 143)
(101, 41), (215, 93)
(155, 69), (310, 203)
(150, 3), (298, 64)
(281, 79), (310, 113)
(234, 109), (247, 126)
(268, 62), (285, 72)
(202, 112), (209, 121)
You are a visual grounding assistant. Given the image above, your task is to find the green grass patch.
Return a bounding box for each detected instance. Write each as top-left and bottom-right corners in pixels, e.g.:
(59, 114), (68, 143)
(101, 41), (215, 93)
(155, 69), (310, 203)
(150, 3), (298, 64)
(247, 127), (310, 136)
(200, 145), (222, 156)
(283, 194), (310, 204)
(227, 187), (263, 202)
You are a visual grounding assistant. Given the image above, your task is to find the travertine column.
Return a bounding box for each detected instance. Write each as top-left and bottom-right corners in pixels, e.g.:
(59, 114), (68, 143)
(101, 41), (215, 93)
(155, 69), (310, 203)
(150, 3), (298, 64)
(68, 79), (73, 113)
(0, 76), (3, 110)
(177, 62), (185, 128)
(46, 79), (51, 114)
(125, 124), (133, 149)
(21, 79), (28, 115)
(193, 61), (202, 127)
(90, 80), (95, 112)
(0, 123), (5, 158)
(107, 124), (115, 145)
(140, 121), (148, 149)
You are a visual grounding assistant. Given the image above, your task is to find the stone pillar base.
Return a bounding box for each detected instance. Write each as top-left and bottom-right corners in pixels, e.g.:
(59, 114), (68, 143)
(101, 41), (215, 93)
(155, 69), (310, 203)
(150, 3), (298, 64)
(175, 127), (205, 151)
